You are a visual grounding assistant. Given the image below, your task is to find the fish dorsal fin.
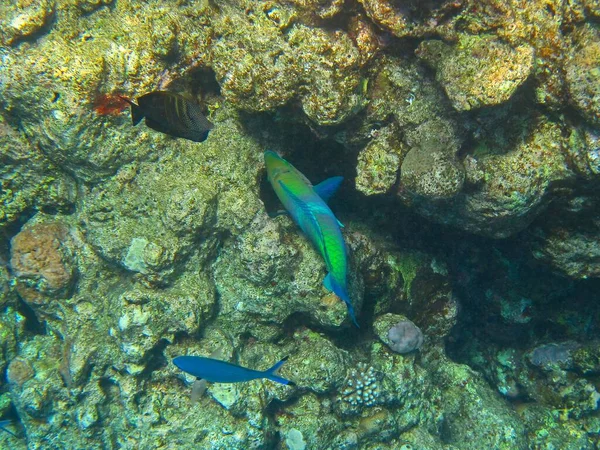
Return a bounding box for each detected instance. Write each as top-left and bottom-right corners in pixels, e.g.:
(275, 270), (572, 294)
(313, 177), (345, 228)
(313, 176), (343, 203)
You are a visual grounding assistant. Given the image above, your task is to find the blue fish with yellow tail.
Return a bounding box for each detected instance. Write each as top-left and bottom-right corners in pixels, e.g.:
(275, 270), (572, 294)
(173, 355), (295, 386)
(264, 151), (359, 327)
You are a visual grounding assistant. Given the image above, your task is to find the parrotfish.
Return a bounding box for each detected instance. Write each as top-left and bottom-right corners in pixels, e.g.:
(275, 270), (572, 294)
(121, 91), (213, 142)
(173, 355), (295, 386)
(264, 151), (359, 327)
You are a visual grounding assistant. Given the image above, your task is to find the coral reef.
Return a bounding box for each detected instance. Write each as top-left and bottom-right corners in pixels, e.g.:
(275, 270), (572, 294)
(10, 221), (76, 312)
(1, 0), (600, 449)
(416, 34), (534, 111)
(375, 314), (424, 354)
(339, 362), (381, 408)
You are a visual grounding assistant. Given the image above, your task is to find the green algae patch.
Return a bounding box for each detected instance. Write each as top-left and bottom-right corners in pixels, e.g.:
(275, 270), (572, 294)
(386, 252), (427, 299)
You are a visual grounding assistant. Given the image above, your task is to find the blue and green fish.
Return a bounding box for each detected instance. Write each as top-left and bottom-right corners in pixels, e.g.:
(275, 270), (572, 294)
(264, 151), (359, 327)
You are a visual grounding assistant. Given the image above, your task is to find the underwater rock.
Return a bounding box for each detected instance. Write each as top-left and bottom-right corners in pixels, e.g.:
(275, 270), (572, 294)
(289, 25), (365, 125)
(408, 115), (572, 238)
(0, 121), (76, 232)
(519, 404), (596, 449)
(210, 3), (365, 125)
(416, 34), (534, 111)
(357, 0), (460, 39)
(0, 266), (14, 310)
(348, 14), (382, 66)
(399, 137), (465, 200)
(275, 393), (345, 450)
(10, 220), (76, 311)
(215, 214), (363, 334)
(366, 342), (440, 434)
(355, 128), (404, 195)
(433, 360), (528, 449)
(75, 0), (114, 14)
(6, 359), (35, 388)
(367, 249), (457, 346)
(115, 273), (215, 371)
(0, 0), (55, 46)
(210, 1), (300, 112)
(81, 115), (262, 285)
(0, 0), (212, 183)
(284, 329), (348, 394)
(572, 342), (600, 375)
(286, 0), (344, 21)
(528, 188), (600, 279)
(566, 24), (600, 126)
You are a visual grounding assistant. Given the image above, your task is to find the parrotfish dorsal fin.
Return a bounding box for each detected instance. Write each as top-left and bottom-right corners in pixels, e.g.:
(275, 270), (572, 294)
(313, 176), (343, 203)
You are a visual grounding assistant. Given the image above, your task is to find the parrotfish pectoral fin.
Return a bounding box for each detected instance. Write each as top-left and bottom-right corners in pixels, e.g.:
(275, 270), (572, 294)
(323, 273), (360, 328)
(314, 176), (343, 203)
(264, 356), (296, 386)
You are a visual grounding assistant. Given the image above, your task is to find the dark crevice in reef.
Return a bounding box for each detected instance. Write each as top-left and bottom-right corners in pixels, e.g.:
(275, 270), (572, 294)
(138, 338), (171, 380)
(14, 297), (46, 336)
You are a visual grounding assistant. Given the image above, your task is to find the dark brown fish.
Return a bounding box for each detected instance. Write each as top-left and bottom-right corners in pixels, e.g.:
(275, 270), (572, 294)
(122, 91), (213, 142)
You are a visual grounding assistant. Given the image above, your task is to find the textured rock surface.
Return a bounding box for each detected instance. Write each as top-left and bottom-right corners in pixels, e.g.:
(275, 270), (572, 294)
(10, 221), (76, 312)
(416, 35), (534, 111)
(1, 1), (600, 449)
(566, 24), (600, 126)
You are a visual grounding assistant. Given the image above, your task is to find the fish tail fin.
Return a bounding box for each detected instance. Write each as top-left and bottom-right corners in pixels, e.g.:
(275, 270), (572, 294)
(119, 96), (144, 125)
(324, 273), (360, 328)
(130, 103), (144, 126)
(264, 356), (296, 386)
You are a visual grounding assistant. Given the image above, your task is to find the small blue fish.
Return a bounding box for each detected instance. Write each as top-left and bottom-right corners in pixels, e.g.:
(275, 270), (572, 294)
(173, 356), (295, 386)
(0, 420), (17, 437)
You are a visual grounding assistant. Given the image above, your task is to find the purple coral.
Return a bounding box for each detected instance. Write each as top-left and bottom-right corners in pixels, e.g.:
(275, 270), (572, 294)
(387, 319), (424, 353)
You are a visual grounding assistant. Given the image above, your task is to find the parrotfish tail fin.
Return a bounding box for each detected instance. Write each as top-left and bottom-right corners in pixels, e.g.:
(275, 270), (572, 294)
(264, 356), (296, 386)
(324, 273), (360, 328)
(119, 96), (144, 126)
(313, 176), (344, 203)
